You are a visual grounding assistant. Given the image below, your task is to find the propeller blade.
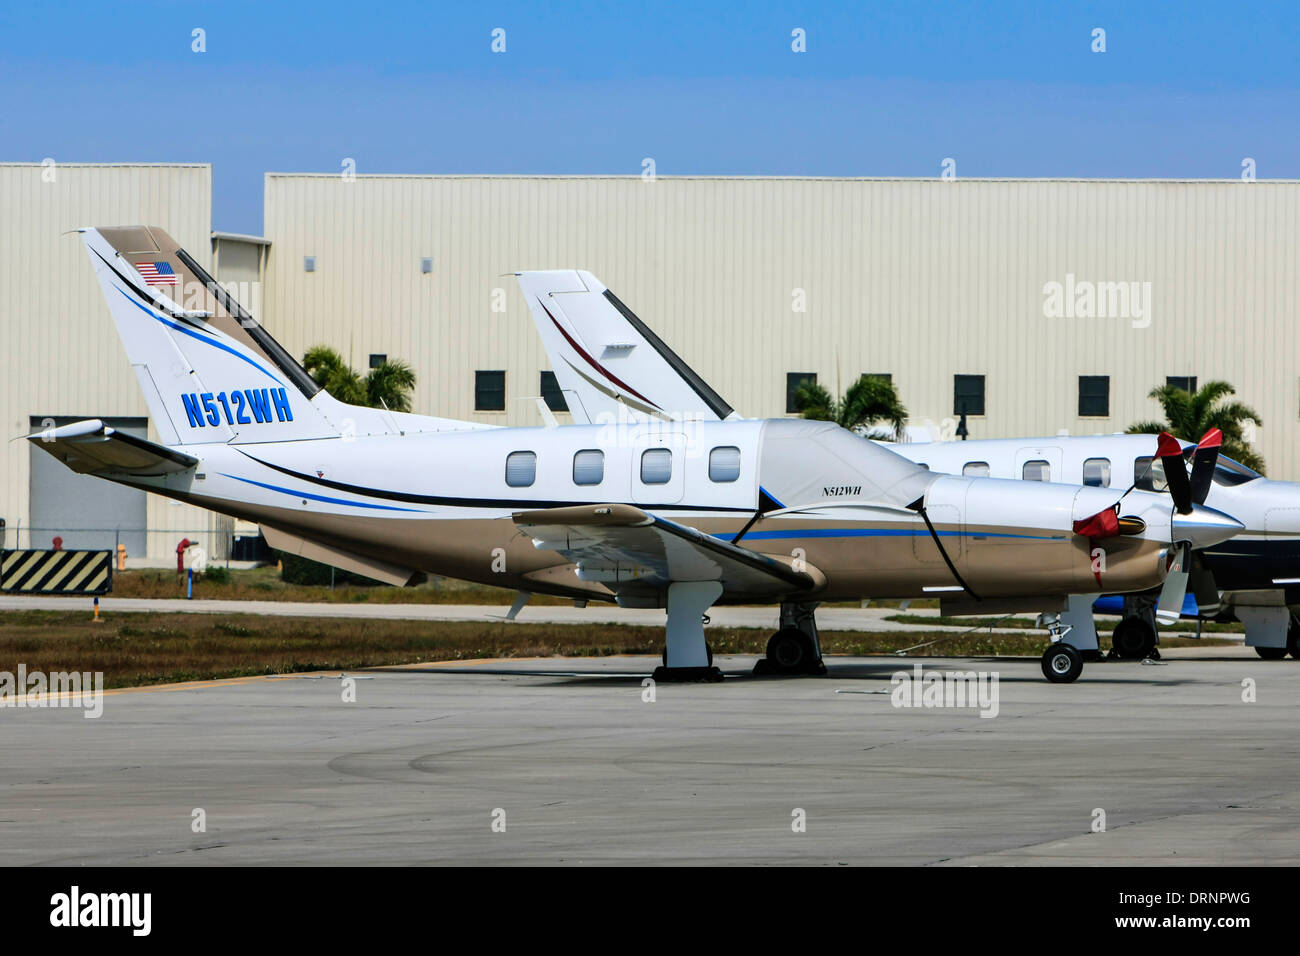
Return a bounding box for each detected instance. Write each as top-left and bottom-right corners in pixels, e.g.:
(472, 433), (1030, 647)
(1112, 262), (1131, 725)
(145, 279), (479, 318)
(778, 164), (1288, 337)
(1156, 542), (1191, 626)
(1156, 432), (1193, 515)
(1188, 428), (1223, 505)
(1189, 556), (1221, 617)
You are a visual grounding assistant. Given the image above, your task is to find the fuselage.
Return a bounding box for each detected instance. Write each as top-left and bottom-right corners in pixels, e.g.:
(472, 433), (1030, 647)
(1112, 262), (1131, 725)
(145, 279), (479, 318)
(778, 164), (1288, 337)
(891, 434), (1299, 596)
(117, 418), (1193, 605)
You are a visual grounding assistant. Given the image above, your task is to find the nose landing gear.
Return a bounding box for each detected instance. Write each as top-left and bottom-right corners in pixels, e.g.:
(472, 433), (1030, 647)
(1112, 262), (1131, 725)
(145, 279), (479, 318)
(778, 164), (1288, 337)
(1041, 642), (1084, 683)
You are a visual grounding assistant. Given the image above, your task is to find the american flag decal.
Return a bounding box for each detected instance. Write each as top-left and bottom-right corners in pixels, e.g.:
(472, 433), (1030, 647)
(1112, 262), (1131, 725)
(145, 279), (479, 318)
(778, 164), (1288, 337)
(135, 261), (179, 285)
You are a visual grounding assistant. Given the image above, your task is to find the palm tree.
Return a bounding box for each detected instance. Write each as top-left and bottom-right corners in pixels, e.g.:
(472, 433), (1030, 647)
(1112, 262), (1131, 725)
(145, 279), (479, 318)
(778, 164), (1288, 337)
(1127, 380), (1264, 473)
(794, 374), (908, 440)
(302, 346), (417, 412)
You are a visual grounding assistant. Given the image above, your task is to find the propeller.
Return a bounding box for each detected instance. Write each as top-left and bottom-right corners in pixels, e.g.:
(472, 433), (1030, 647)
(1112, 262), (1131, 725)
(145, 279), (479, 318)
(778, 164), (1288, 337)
(1188, 427), (1223, 505)
(1154, 429), (1226, 621)
(1156, 432), (1193, 514)
(1074, 428), (1231, 622)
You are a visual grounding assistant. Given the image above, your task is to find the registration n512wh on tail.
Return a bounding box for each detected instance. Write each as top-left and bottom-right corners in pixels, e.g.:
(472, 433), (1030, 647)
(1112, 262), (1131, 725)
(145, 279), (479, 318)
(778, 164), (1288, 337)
(29, 228), (1242, 684)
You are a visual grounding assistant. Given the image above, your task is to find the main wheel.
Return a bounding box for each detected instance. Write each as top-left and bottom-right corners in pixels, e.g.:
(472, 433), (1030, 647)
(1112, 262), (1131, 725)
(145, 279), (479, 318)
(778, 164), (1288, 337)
(1255, 646), (1288, 660)
(765, 628), (812, 674)
(1042, 643), (1084, 683)
(1111, 617), (1156, 659)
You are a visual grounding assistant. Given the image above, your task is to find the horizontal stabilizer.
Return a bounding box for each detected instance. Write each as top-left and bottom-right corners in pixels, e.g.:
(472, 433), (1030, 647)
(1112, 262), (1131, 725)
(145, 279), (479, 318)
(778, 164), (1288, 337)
(25, 419), (197, 476)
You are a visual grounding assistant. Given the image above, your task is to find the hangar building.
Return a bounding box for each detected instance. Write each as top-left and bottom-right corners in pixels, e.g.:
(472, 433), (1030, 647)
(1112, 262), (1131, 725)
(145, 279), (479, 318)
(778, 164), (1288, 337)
(2, 167), (1296, 558)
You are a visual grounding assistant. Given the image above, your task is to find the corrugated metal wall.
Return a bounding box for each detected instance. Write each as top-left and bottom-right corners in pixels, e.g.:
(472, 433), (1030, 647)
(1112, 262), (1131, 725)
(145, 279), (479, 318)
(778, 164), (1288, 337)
(263, 175), (1300, 478)
(0, 163), (213, 557)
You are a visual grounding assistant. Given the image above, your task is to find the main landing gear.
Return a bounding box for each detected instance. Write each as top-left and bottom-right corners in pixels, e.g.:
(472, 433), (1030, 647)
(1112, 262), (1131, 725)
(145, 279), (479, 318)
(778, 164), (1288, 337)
(1108, 596), (1160, 660)
(651, 581), (725, 683)
(753, 602), (828, 676)
(1253, 614), (1300, 660)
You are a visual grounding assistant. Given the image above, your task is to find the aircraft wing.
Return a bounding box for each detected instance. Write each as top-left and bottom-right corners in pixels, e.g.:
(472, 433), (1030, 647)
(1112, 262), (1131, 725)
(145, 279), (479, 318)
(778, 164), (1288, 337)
(25, 419), (197, 476)
(514, 503), (815, 600)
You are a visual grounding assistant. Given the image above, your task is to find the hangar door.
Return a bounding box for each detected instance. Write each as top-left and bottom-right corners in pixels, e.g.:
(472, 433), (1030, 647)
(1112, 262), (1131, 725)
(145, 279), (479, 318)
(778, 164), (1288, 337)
(28, 416), (148, 555)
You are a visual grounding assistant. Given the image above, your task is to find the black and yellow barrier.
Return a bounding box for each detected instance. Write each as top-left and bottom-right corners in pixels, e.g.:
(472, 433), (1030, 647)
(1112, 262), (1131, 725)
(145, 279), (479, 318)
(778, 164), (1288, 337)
(0, 549), (113, 595)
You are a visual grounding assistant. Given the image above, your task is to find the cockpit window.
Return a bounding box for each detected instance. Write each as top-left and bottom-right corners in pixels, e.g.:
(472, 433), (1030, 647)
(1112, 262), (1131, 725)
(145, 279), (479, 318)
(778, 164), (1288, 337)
(1133, 456), (1168, 492)
(1213, 456), (1261, 486)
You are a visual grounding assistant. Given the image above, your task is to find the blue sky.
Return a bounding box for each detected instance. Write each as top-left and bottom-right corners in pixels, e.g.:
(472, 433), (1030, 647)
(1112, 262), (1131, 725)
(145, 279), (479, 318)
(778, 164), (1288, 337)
(3, 1), (1296, 233)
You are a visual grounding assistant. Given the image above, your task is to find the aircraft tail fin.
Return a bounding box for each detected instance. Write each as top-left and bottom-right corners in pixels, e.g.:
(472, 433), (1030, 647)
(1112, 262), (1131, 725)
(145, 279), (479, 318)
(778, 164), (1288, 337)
(516, 270), (735, 425)
(79, 226), (340, 445)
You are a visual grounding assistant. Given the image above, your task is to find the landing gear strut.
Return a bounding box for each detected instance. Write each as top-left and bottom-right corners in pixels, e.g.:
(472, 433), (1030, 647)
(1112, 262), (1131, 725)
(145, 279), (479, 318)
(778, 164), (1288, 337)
(1036, 609), (1085, 683)
(753, 602), (827, 676)
(651, 581), (725, 683)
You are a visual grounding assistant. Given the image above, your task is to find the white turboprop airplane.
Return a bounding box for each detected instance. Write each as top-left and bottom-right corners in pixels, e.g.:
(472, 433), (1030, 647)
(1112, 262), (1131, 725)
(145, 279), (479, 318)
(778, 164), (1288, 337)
(515, 269), (1296, 662)
(26, 228), (1243, 688)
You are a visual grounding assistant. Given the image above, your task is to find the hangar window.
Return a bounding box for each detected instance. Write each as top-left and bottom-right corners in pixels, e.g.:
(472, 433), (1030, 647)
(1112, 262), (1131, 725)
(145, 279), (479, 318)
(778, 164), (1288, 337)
(1166, 376), (1198, 395)
(1082, 457), (1111, 487)
(962, 461), (990, 477)
(709, 446), (742, 482)
(1133, 456), (1169, 492)
(505, 451), (536, 487)
(540, 372), (568, 412)
(475, 370), (506, 411)
(573, 449), (604, 485)
(786, 373), (817, 414)
(953, 375), (985, 416)
(1078, 376), (1110, 417)
(641, 448), (673, 485)
(1022, 460), (1051, 482)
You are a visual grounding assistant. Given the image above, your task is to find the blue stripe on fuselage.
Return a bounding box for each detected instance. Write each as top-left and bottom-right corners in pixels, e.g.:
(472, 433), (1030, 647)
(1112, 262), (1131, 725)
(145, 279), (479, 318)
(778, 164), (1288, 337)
(218, 472), (425, 512)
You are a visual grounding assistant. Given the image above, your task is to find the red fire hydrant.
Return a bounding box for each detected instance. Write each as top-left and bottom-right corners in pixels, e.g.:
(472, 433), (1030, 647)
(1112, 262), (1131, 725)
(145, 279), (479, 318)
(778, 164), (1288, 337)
(52, 535), (63, 551)
(176, 538), (192, 574)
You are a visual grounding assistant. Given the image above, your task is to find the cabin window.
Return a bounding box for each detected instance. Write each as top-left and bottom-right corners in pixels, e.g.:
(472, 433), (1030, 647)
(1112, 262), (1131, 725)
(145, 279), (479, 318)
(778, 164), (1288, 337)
(641, 448), (673, 484)
(1082, 457), (1111, 487)
(709, 446), (741, 482)
(572, 449), (604, 485)
(1022, 459), (1051, 482)
(1133, 456), (1169, 492)
(505, 451), (536, 487)
(962, 461), (990, 477)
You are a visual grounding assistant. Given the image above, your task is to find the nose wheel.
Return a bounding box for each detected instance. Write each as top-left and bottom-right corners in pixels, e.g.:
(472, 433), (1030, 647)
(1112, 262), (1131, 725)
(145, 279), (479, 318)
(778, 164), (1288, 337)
(1041, 642), (1084, 683)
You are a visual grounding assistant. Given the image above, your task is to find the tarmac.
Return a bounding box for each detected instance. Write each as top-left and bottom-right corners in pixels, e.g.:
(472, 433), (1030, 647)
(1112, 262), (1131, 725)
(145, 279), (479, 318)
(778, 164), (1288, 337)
(1, 651), (1295, 865)
(0, 596), (1116, 636)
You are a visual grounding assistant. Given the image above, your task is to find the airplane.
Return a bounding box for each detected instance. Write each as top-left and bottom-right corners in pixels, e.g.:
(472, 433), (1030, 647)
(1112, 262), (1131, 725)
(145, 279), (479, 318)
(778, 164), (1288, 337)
(515, 269), (1297, 661)
(26, 227), (1241, 690)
